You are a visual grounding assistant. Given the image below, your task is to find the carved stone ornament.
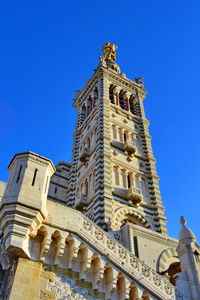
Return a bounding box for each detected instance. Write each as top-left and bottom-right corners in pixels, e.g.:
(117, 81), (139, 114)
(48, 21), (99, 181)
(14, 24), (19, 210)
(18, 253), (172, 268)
(130, 256), (139, 269)
(164, 284), (173, 295)
(94, 230), (104, 241)
(142, 266), (150, 278)
(118, 247), (127, 259)
(107, 239), (115, 250)
(83, 220), (92, 232)
(153, 275), (161, 287)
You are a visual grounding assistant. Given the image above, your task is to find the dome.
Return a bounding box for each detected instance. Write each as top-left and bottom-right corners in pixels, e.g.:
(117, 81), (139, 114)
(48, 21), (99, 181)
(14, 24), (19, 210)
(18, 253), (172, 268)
(178, 216), (196, 242)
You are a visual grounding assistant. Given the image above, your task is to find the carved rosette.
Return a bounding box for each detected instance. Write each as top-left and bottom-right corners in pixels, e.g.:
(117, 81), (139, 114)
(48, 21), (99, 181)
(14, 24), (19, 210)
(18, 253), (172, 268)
(164, 284), (173, 295)
(83, 220), (92, 232)
(142, 266), (150, 278)
(95, 230), (104, 241)
(130, 256), (139, 269)
(107, 239), (115, 250)
(118, 247), (127, 259)
(153, 275), (161, 287)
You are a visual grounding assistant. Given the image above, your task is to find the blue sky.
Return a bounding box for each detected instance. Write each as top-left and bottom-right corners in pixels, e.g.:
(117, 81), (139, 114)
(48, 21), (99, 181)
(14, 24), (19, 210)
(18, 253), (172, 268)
(1, 0), (200, 241)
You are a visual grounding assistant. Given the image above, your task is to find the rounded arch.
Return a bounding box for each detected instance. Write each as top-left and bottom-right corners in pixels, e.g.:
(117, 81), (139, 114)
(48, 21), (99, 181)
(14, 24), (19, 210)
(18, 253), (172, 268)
(112, 207), (151, 230)
(157, 247), (178, 273)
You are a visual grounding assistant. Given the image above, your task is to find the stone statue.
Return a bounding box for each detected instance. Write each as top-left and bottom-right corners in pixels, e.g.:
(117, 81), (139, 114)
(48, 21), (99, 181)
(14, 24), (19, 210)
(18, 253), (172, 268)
(102, 42), (117, 61)
(134, 77), (144, 86)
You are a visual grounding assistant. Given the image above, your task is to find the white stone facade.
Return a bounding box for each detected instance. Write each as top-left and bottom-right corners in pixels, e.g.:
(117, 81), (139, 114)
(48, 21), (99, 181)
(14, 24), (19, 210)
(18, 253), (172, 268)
(0, 47), (199, 300)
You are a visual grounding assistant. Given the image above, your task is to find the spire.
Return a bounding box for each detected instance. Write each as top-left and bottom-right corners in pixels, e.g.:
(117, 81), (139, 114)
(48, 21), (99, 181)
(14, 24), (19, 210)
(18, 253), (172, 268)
(179, 216), (196, 243)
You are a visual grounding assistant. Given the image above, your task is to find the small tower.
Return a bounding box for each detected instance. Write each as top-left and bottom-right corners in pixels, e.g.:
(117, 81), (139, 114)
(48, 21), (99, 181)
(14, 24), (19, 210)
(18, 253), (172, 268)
(176, 217), (200, 300)
(1, 152), (55, 256)
(67, 43), (167, 234)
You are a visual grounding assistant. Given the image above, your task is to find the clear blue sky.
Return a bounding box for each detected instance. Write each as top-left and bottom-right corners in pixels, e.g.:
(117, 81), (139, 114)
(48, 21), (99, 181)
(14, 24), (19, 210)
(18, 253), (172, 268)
(1, 1), (200, 242)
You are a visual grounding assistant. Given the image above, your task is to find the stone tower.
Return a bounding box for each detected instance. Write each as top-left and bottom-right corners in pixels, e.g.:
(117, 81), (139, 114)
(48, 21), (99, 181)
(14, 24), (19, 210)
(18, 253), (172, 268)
(67, 42), (167, 235)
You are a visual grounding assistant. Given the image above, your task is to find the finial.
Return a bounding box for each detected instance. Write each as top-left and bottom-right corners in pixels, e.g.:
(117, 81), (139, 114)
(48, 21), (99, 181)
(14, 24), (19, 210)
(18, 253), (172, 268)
(180, 216), (186, 225)
(102, 42), (118, 61)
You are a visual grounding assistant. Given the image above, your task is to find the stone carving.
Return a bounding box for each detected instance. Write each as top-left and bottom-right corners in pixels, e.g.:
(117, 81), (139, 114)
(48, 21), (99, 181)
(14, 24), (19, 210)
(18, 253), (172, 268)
(164, 284), (173, 295)
(83, 220), (92, 232)
(142, 266), (150, 278)
(130, 256), (139, 270)
(153, 275), (161, 287)
(102, 42), (117, 61)
(118, 247), (127, 259)
(94, 230), (104, 241)
(49, 274), (99, 300)
(107, 239), (115, 250)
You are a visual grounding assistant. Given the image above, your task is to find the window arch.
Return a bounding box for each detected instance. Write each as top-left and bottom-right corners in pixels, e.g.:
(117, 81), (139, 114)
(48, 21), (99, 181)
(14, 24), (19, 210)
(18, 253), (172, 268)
(109, 85), (115, 104)
(129, 95), (135, 114)
(87, 96), (93, 115)
(113, 166), (119, 185)
(81, 104), (86, 122)
(112, 125), (117, 139)
(127, 173), (132, 188)
(120, 169), (126, 188)
(118, 128), (123, 142)
(93, 87), (98, 106)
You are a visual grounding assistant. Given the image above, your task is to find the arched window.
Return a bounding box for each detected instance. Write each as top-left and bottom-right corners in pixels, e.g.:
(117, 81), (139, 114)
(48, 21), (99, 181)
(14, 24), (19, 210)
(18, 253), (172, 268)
(118, 128), (123, 142)
(119, 90), (125, 109)
(89, 174), (92, 193)
(87, 96), (93, 115)
(127, 174), (131, 188)
(119, 90), (128, 110)
(124, 131), (128, 142)
(81, 104), (86, 122)
(87, 137), (90, 149)
(109, 85), (115, 104)
(113, 166), (119, 185)
(141, 178), (148, 197)
(85, 180), (88, 196)
(129, 95), (135, 114)
(135, 136), (143, 155)
(93, 170), (95, 187)
(112, 125), (117, 139)
(93, 87), (98, 106)
(121, 169), (126, 188)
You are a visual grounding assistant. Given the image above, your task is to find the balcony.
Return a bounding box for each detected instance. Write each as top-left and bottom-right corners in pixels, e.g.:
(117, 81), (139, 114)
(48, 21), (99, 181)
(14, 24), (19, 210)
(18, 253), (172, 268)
(75, 193), (88, 210)
(80, 148), (90, 163)
(127, 186), (142, 207)
(122, 141), (136, 155)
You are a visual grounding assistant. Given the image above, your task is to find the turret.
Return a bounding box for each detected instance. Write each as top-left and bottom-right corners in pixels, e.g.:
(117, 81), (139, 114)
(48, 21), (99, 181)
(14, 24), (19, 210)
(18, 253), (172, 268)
(176, 217), (200, 300)
(0, 152), (55, 259)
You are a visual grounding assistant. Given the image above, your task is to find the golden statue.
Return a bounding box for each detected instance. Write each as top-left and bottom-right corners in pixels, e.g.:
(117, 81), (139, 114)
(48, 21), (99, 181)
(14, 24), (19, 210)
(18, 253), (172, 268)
(102, 42), (117, 61)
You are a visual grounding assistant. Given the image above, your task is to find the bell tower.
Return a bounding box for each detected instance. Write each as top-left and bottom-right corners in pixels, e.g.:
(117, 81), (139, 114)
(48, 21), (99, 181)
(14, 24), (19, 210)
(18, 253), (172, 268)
(67, 43), (167, 235)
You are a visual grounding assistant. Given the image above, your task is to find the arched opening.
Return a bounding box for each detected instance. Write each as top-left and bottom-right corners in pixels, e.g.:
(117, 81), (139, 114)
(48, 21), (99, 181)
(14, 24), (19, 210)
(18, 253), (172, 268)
(103, 266), (113, 299)
(93, 87), (98, 106)
(114, 166), (119, 185)
(76, 245), (88, 278)
(119, 90), (126, 109)
(31, 226), (47, 261)
(90, 254), (100, 289)
(127, 174), (131, 188)
(109, 85), (115, 104)
(129, 96), (135, 114)
(45, 230), (61, 265)
(87, 137), (90, 149)
(124, 133), (127, 142)
(87, 96), (93, 115)
(60, 236), (75, 268)
(116, 275), (125, 300)
(112, 125), (117, 139)
(81, 104), (86, 122)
